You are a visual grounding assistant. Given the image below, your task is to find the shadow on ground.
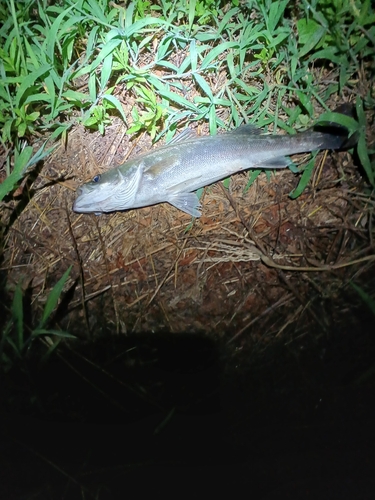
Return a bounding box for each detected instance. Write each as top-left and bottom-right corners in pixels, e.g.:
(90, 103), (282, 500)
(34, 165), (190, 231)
(1, 309), (375, 499)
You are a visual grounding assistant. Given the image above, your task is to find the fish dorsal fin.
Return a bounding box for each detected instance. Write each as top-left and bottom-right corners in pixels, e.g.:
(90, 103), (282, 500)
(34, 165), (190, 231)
(167, 127), (197, 144)
(228, 123), (263, 135)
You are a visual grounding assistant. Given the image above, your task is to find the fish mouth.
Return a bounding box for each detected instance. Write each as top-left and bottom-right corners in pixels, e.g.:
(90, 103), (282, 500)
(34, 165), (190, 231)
(73, 188), (93, 213)
(72, 198), (91, 213)
(73, 188), (114, 213)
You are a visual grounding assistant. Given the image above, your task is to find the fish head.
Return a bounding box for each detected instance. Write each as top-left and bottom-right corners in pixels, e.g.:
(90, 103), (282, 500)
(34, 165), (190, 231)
(73, 162), (143, 213)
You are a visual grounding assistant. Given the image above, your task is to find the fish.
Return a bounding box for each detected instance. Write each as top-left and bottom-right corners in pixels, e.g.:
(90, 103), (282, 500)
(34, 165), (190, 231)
(73, 119), (352, 218)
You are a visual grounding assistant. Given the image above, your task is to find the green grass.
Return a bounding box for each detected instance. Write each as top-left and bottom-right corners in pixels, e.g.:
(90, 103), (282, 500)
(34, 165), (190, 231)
(350, 281), (375, 316)
(1, 0), (374, 200)
(0, 265), (75, 372)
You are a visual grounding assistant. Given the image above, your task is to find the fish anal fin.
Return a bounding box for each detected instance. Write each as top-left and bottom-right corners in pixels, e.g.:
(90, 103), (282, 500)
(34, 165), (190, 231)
(167, 192), (202, 218)
(256, 156), (292, 169)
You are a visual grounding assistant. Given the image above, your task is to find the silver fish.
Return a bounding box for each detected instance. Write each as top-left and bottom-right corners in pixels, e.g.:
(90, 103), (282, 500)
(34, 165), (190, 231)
(73, 122), (349, 217)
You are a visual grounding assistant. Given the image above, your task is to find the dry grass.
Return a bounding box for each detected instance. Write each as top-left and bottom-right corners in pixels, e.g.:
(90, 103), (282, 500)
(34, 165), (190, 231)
(1, 109), (374, 352)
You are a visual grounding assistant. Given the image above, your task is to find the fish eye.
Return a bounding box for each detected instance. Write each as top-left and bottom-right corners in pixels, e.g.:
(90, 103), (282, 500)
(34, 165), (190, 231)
(92, 174), (101, 183)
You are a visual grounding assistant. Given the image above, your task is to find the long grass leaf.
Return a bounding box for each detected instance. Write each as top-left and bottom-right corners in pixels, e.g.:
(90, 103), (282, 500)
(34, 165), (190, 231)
(32, 329), (76, 339)
(350, 283), (375, 316)
(15, 64), (52, 107)
(201, 42), (239, 70)
(44, 4), (77, 62)
(90, 38), (122, 72)
(100, 53), (113, 90)
(23, 141), (58, 175)
(159, 89), (200, 112)
(193, 73), (213, 101)
(24, 38), (40, 69)
(217, 8), (240, 35)
(244, 169), (262, 193)
(103, 94), (127, 124)
(316, 112), (359, 134)
(357, 134), (374, 187)
(289, 155), (316, 199)
(188, 0), (196, 33)
(88, 72), (97, 101)
(44, 75), (56, 118)
(11, 283), (24, 352)
(86, 0), (107, 22)
(267, 0), (289, 32)
(0, 146), (33, 201)
(123, 17), (170, 38)
(208, 105), (217, 135)
(38, 266), (72, 329)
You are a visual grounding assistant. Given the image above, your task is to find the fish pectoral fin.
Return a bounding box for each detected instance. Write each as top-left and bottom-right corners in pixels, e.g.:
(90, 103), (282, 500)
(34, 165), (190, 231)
(256, 156), (292, 169)
(167, 192), (202, 218)
(117, 163), (143, 204)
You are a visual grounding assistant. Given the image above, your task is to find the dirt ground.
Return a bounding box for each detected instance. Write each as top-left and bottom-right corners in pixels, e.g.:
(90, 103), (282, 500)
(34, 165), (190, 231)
(1, 97), (375, 499)
(1, 108), (374, 354)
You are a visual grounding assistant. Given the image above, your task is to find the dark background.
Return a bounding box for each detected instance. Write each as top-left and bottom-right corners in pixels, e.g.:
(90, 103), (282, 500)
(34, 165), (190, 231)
(1, 305), (374, 499)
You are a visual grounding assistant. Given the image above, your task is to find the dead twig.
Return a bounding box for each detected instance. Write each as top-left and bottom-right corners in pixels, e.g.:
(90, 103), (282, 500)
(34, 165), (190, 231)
(66, 200), (90, 336)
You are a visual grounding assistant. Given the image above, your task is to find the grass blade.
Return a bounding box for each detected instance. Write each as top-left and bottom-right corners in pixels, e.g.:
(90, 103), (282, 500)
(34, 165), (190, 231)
(289, 155), (316, 199)
(11, 283), (24, 353)
(32, 329), (76, 339)
(100, 53), (113, 90)
(0, 146), (33, 201)
(15, 64), (52, 107)
(350, 282), (375, 316)
(38, 265), (72, 329)
(102, 93), (128, 124)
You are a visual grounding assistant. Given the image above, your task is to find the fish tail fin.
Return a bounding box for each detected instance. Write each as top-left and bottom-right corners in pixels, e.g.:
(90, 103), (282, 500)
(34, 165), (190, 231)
(311, 103), (359, 150)
(305, 128), (354, 151)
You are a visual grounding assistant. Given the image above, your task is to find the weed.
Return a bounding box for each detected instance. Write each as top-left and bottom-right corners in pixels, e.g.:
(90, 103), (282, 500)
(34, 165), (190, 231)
(350, 281), (375, 317)
(0, 0), (373, 200)
(0, 266), (75, 372)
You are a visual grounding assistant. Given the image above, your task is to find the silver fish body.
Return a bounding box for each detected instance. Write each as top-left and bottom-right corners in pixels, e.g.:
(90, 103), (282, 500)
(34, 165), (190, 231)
(73, 124), (348, 217)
